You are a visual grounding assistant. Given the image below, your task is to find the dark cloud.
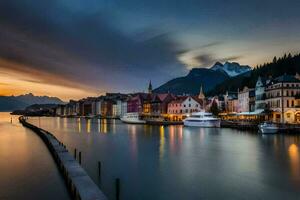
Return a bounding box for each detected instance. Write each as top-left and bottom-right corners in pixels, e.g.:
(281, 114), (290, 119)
(0, 0), (300, 95)
(0, 0), (185, 92)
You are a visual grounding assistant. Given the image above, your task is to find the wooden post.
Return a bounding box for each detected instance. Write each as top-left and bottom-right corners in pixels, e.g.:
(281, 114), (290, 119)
(74, 148), (77, 159)
(79, 152), (82, 164)
(115, 178), (120, 200)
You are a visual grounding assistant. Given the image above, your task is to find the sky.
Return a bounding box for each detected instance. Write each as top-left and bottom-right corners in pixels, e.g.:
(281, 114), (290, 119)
(1, 0), (300, 100)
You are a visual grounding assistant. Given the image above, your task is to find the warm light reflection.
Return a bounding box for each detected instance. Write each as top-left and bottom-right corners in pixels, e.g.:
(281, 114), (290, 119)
(169, 126), (175, 153)
(101, 119), (107, 133)
(112, 119), (116, 134)
(178, 126), (183, 144)
(288, 144), (300, 183)
(97, 119), (101, 133)
(78, 118), (81, 133)
(56, 117), (60, 129)
(159, 126), (165, 160)
(129, 125), (138, 160)
(63, 117), (67, 129)
(86, 119), (91, 133)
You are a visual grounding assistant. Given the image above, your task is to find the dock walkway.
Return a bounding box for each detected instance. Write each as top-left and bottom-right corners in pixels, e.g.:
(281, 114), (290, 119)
(19, 117), (107, 200)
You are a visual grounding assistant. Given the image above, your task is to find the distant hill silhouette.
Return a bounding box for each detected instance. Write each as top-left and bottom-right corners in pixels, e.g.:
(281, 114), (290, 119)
(154, 61), (252, 95)
(0, 93), (64, 111)
(154, 68), (229, 95)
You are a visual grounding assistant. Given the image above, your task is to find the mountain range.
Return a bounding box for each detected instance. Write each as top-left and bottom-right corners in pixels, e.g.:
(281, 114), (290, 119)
(211, 62), (251, 77)
(154, 62), (251, 95)
(0, 93), (65, 111)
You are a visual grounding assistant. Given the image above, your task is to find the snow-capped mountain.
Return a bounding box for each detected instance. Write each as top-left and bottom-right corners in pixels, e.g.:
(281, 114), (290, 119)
(211, 62), (251, 77)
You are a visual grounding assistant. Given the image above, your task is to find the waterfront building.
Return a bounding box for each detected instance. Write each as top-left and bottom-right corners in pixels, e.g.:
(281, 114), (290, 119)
(265, 74), (300, 123)
(55, 104), (65, 116)
(121, 101), (127, 117)
(101, 99), (114, 117)
(255, 76), (267, 111)
(143, 93), (175, 117)
(82, 100), (93, 116)
(112, 103), (117, 117)
(65, 100), (77, 116)
(249, 89), (256, 112)
(223, 91), (238, 113)
(95, 98), (102, 116)
(167, 95), (204, 120)
(127, 93), (148, 113)
(238, 87), (255, 113)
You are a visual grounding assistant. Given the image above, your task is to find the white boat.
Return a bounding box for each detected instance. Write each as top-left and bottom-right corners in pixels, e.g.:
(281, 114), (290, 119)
(258, 122), (279, 134)
(120, 112), (146, 124)
(183, 112), (221, 127)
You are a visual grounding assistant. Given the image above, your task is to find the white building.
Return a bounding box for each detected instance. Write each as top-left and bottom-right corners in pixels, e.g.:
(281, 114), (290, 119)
(265, 74), (300, 123)
(255, 76), (270, 111)
(112, 104), (118, 117)
(168, 96), (204, 115)
(95, 100), (102, 116)
(121, 101), (127, 117)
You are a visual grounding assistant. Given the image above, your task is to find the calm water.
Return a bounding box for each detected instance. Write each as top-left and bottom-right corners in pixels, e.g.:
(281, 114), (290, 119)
(0, 113), (70, 200)
(27, 117), (300, 200)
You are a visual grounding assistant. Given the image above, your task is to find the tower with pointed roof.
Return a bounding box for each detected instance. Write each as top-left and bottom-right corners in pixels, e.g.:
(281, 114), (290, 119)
(198, 85), (206, 110)
(148, 80), (152, 94)
(198, 85), (205, 100)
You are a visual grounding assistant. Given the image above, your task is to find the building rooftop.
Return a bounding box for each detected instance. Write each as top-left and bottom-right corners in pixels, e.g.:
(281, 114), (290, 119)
(274, 74), (300, 83)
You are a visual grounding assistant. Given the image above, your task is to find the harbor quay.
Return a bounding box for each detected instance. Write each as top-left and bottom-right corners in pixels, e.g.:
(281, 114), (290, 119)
(21, 74), (300, 130)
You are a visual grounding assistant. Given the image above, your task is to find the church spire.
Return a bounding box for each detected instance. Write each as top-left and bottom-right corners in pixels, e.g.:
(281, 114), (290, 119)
(148, 80), (152, 94)
(198, 85), (205, 99)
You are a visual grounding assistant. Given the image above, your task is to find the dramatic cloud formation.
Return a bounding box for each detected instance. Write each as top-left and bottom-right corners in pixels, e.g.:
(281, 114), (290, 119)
(0, 0), (300, 99)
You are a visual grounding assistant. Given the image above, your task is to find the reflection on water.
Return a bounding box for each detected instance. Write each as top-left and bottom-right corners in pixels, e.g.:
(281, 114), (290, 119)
(159, 126), (165, 160)
(0, 113), (70, 200)
(128, 125), (138, 159)
(78, 118), (81, 133)
(101, 119), (107, 133)
(97, 119), (101, 133)
(289, 144), (300, 184)
(86, 119), (91, 133)
(27, 117), (300, 200)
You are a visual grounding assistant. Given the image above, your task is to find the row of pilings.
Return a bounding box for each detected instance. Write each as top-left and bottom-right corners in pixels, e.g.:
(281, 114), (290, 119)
(19, 116), (107, 200)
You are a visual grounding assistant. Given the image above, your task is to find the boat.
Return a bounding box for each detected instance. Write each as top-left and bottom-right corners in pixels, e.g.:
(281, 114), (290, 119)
(183, 112), (221, 127)
(120, 112), (146, 124)
(258, 122), (279, 134)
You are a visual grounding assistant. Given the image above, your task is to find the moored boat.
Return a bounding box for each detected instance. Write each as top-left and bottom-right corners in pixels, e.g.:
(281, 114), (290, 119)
(120, 112), (146, 124)
(183, 112), (221, 127)
(258, 122), (279, 134)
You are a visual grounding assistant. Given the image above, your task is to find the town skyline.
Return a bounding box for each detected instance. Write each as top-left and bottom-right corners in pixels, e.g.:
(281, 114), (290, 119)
(1, 0), (300, 100)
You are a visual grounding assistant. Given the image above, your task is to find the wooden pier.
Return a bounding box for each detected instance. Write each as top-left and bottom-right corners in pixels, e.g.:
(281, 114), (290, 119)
(19, 117), (107, 200)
